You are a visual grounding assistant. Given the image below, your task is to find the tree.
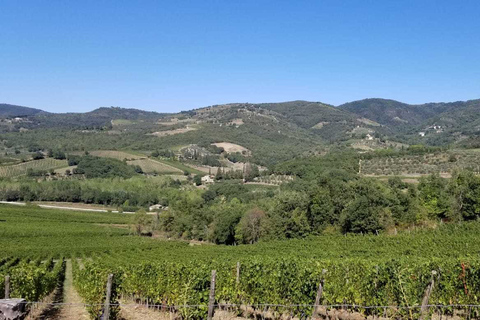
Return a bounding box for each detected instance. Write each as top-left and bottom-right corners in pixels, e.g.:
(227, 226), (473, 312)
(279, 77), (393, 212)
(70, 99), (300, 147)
(215, 167), (223, 180)
(243, 163), (260, 182)
(202, 189), (217, 203)
(418, 174), (452, 219)
(263, 191), (310, 239)
(448, 154), (457, 163)
(308, 187), (335, 232)
(28, 144), (42, 152)
(52, 150), (66, 160)
(340, 196), (387, 233)
(447, 170), (480, 221)
(339, 179), (394, 233)
(32, 151), (44, 160)
(208, 199), (245, 244)
(193, 175), (202, 186)
(132, 209), (151, 236)
(235, 207), (265, 244)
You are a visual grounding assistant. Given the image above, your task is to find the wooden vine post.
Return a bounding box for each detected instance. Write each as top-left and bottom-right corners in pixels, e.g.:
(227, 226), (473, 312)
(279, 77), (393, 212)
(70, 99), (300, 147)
(103, 274), (114, 320)
(236, 262), (240, 285)
(207, 270), (217, 320)
(312, 269), (327, 318)
(4, 275), (10, 299)
(419, 270), (436, 320)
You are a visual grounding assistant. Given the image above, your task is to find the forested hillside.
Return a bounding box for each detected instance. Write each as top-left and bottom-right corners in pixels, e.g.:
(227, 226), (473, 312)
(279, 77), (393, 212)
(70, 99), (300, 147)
(338, 98), (451, 128)
(339, 98), (480, 142)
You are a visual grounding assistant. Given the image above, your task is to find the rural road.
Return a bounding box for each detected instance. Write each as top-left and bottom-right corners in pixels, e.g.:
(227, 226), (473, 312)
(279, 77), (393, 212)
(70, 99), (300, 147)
(0, 201), (135, 214)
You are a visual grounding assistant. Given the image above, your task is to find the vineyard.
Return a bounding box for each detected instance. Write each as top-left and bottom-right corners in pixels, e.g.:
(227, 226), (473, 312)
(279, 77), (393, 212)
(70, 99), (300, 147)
(361, 150), (480, 176)
(0, 158), (68, 178)
(251, 174), (294, 185)
(2, 204), (480, 319)
(0, 258), (65, 301)
(126, 158), (182, 174)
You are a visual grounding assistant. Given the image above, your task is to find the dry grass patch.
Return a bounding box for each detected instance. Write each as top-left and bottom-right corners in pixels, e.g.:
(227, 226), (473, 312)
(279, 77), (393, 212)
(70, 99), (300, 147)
(151, 126), (197, 137)
(54, 165), (77, 175)
(156, 117), (196, 126)
(212, 142), (250, 154)
(357, 117), (381, 126)
(227, 118), (244, 126)
(311, 121), (329, 129)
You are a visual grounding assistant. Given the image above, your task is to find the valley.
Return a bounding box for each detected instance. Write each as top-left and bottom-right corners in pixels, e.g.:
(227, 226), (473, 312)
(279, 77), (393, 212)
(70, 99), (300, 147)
(1, 99), (480, 319)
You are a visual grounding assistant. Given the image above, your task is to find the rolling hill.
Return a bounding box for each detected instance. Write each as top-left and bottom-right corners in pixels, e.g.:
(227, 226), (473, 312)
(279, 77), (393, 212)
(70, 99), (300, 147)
(257, 100), (357, 129)
(1, 98), (480, 167)
(30, 107), (167, 129)
(0, 103), (45, 117)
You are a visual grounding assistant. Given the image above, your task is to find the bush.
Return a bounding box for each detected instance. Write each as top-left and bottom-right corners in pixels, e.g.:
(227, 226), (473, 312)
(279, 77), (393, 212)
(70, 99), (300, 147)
(32, 151), (44, 160)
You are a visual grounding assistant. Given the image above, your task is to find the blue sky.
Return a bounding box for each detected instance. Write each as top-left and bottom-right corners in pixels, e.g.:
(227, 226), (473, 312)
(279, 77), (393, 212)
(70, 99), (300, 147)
(1, 0), (479, 113)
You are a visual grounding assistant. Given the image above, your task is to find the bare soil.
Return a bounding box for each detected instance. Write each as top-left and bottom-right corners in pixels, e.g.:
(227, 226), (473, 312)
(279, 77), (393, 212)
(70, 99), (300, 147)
(28, 287), (62, 320)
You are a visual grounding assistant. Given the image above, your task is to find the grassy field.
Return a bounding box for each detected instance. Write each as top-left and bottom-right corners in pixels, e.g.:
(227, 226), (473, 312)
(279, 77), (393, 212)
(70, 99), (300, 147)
(0, 158), (68, 177)
(126, 158), (182, 174)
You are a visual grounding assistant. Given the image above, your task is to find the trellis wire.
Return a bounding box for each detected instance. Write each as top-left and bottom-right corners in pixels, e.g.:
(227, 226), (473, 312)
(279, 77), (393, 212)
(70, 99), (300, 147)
(2, 301), (480, 309)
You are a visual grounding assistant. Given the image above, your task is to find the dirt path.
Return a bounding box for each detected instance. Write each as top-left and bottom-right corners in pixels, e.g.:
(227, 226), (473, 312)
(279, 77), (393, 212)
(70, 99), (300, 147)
(119, 301), (171, 320)
(54, 260), (90, 320)
(119, 302), (246, 320)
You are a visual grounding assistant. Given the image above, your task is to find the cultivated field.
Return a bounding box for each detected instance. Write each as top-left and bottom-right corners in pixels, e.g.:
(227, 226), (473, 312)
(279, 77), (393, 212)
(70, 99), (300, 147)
(155, 158), (204, 175)
(126, 158), (182, 174)
(188, 164), (220, 174)
(88, 150), (142, 160)
(361, 150), (480, 176)
(0, 158), (68, 177)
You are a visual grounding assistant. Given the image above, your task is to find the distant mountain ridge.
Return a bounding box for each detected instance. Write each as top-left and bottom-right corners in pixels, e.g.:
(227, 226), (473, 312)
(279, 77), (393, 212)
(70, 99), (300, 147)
(2, 98), (480, 147)
(338, 98), (480, 126)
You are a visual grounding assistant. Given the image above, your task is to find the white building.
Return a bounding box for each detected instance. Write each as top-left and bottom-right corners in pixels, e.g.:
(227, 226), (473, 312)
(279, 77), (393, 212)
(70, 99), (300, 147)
(201, 175), (215, 184)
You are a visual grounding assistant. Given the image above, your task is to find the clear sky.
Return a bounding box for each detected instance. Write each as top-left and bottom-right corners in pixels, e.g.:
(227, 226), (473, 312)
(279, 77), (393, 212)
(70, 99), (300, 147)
(1, 0), (479, 113)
